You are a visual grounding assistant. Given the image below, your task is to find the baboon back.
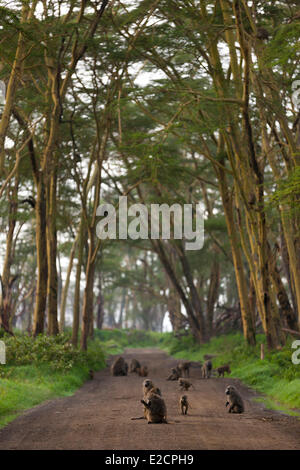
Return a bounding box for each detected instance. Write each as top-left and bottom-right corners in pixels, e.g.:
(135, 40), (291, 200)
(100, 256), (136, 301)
(111, 356), (128, 376)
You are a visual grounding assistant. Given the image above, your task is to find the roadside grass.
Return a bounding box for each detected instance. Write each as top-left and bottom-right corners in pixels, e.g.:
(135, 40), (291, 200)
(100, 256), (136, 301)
(0, 332), (106, 429)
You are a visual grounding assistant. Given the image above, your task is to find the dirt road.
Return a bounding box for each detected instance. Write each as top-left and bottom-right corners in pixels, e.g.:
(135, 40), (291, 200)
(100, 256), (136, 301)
(0, 348), (299, 450)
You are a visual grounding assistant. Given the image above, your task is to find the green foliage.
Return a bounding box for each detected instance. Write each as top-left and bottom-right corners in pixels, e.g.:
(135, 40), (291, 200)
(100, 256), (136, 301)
(2, 332), (105, 373)
(94, 328), (164, 349)
(268, 167), (300, 216)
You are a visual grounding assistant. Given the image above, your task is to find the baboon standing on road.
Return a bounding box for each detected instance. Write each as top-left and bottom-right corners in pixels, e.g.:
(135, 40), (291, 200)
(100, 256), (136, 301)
(202, 360), (212, 378)
(179, 395), (189, 415)
(177, 361), (191, 378)
(217, 365), (231, 377)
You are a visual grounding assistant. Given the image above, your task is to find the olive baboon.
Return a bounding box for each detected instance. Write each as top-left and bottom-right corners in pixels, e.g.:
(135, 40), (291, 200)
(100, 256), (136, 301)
(145, 385), (162, 398)
(142, 379), (155, 398)
(111, 356), (128, 376)
(177, 361), (191, 378)
(179, 395), (189, 415)
(225, 385), (244, 413)
(178, 378), (194, 391)
(141, 392), (167, 423)
(166, 367), (180, 381)
(131, 380), (161, 421)
(217, 365), (231, 377)
(89, 369), (94, 380)
(202, 360), (212, 378)
(137, 365), (149, 377)
(130, 358), (141, 373)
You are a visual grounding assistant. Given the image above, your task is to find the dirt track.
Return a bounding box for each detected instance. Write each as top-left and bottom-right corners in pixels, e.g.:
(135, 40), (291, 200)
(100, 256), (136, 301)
(0, 348), (299, 450)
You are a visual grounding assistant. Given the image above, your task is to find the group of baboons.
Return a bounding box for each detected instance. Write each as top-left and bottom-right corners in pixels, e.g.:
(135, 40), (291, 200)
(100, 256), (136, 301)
(110, 356), (244, 423)
(110, 356), (149, 377)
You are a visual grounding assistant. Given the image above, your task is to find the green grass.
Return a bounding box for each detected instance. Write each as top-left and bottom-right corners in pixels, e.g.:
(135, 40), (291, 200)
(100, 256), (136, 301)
(0, 332), (106, 429)
(0, 363), (96, 427)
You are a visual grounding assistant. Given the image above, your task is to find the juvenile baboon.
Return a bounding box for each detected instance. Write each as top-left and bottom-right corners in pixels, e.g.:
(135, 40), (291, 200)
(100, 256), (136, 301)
(142, 379), (155, 398)
(138, 365), (149, 377)
(178, 378), (194, 391)
(111, 356), (128, 376)
(217, 365), (231, 377)
(202, 360), (212, 378)
(177, 361), (191, 378)
(130, 358), (141, 373)
(89, 369), (94, 380)
(145, 385), (162, 399)
(141, 393), (167, 423)
(225, 385), (244, 413)
(179, 395), (189, 415)
(166, 367), (180, 381)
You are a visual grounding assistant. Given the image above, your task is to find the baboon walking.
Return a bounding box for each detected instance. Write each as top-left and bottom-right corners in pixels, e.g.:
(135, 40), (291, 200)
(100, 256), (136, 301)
(225, 385), (244, 413)
(178, 378), (194, 391)
(179, 395), (189, 415)
(217, 365), (231, 377)
(111, 356), (128, 376)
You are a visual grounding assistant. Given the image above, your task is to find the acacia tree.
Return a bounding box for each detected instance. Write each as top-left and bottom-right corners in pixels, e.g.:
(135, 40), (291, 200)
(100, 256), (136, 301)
(109, 0), (299, 347)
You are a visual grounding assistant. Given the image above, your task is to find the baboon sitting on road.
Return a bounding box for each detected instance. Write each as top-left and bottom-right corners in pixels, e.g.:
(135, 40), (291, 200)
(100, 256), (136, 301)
(142, 379), (155, 398)
(225, 385), (244, 413)
(111, 356), (128, 376)
(130, 358), (141, 373)
(166, 367), (180, 381)
(137, 365), (149, 377)
(141, 392), (167, 423)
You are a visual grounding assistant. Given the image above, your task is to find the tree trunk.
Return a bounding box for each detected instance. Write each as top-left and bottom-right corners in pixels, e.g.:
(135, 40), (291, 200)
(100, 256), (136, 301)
(72, 218), (85, 347)
(33, 177), (48, 336)
(46, 167), (59, 335)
